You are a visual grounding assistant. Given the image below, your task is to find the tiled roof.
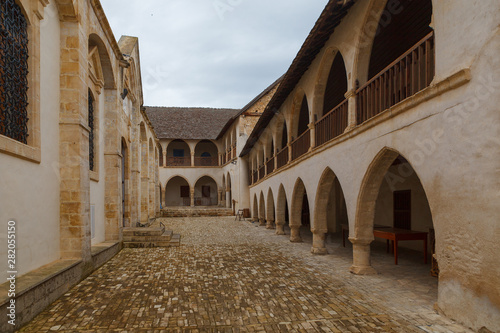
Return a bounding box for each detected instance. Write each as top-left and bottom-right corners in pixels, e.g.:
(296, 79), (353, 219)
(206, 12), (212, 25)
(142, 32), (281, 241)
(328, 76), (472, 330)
(145, 107), (240, 140)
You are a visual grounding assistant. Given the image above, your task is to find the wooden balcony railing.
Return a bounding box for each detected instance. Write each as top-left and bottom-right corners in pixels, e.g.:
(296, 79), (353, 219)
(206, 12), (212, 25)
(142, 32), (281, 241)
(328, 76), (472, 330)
(276, 146), (288, 169)
(258, 165), (265, 181)
(315, 99), (348, 147)
(252, 170), (258, 184)
(232, 145), (236, 160)
(291, 129), (310, 161)
(194, 156), (219, 167)
(357, 31), (435, 124)
(166, 156), (191, 167)
(266, 156), (275, 175)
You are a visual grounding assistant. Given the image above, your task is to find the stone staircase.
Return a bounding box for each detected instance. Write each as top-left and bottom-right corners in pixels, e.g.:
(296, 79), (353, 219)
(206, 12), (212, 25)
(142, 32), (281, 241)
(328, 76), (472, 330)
(161, 207), (233, 217)
(123, 224), (181, 248)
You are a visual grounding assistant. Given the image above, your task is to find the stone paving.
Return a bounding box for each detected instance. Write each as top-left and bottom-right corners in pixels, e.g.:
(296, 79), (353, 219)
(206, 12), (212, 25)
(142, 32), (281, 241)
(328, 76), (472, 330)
(18, 217), (473, 333)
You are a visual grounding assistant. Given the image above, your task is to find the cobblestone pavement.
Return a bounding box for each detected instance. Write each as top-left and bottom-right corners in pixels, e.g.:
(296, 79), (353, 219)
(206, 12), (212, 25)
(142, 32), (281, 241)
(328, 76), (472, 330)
(19, 217), (472, 333)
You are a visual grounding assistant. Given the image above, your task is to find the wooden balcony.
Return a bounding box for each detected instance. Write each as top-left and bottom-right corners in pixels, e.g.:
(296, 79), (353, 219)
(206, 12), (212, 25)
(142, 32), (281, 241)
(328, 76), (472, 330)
(315, 99), (348, 147)
(232, 145), (236, 160)
(266, 156), (275, 175)
(194, 156), (219, 167)
(258, 165), (265, 181)
(291, 129), (310, 161)
(357, 32), (435, 124)
(166, 156), (191, 167)
(252, 170), (258, 184)
(276, 146), (288, 169)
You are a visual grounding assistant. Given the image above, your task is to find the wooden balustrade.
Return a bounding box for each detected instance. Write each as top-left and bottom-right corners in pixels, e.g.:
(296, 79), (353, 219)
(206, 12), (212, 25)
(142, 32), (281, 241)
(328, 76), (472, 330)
(315, 99), (348, 147)
(194, 156), (218, 167)
(276, 146), (288, 169)
(232, 145), (236, 159)
(258, 165), (265, 180)
(166, 156), (191, 167)
(266, 156), (275, 175)
(291, 129), (310, 161)
(357, 32), (435, 124)
(252, 170), (258, 184)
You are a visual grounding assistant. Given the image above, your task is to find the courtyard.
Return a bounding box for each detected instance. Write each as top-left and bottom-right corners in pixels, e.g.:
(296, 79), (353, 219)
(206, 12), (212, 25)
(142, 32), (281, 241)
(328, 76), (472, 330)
(19, 217), (472, 332)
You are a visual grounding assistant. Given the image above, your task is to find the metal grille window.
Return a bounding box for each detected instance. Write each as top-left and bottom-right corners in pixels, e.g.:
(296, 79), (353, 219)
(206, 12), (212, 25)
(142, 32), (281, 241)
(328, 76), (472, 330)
(0, 0), (29, 143)
(88, 90), (95, 171)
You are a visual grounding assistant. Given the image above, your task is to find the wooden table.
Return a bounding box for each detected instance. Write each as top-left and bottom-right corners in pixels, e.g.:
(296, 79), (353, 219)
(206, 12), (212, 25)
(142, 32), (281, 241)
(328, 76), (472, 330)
(373, 227), (428, 265)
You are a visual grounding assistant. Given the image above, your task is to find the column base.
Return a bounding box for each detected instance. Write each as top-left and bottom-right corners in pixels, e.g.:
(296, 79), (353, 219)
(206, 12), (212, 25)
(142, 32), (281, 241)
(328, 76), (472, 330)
(349, 265), (377, 275)
(266, 220), (275, 229)
(259, 218), (266, 226)
(275, 224), (285, 235)
(290, 226), (302, 242)
(311, 247), (328, 255)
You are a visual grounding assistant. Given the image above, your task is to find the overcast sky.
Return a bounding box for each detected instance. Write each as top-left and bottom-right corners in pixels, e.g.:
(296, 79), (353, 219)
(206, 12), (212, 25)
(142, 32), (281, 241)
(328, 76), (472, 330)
(100, 0), (328, 109)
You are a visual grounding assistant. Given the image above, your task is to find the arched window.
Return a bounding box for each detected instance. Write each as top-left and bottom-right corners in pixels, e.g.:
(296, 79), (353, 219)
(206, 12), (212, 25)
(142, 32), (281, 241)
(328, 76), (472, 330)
(88, 90), (95, 171)
(0, 0), (29, 143)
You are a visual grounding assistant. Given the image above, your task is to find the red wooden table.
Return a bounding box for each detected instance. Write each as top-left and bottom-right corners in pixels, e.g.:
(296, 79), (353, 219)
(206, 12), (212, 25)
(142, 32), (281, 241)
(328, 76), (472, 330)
(373, 227), (428, 265)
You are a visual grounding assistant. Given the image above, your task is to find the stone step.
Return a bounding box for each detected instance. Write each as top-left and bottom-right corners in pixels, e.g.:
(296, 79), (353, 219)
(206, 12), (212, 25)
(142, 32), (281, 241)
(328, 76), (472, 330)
(161, 208), (233, 217)
(123, 227), (165, 237)
(123, 230), (173, 242)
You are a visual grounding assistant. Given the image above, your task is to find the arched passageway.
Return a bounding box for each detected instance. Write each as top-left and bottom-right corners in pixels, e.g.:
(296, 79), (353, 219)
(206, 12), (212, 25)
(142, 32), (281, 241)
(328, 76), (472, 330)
(275, 185), (289, 235)
(165, 176), (190, 207)
(290, 179), (311, 243)
(194, 140), (219, 166)
(226, 173), (232, 209)
(313, 168), (348, 254)
(258, 191), (266, 226)
(266, 188), (275, 229)
(166, 140), (191, 166)
(351, 149), (435, 276)
(194, 176), (218, 206)
(253, 194), (259, 222)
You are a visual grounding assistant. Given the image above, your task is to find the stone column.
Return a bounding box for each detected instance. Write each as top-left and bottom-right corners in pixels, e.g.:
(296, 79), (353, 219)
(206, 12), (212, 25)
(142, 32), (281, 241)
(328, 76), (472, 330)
(190, 188), (195, 207)
(163, 148), (167, 167)
(266, 219), (275, 230)
(290, 225), (302, 242)
(349, 238), (377, 275)
(345, 89), (357, 132)
(225, 190), (231, 208)
(218, 189), (223, 206)
(311, 229), (328, 255)
(104, 152), (122, 241)
(190, 151), (195, 167)
(259, 217), (266, 226)
(287, 142), (292, 163)
(59, 18), (91, 262)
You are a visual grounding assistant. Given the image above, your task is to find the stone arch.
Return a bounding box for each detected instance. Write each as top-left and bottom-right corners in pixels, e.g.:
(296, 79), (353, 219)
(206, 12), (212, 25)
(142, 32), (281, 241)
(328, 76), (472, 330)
(312, 48), (348, 120)
(88, 33), (115, 89)
(289, 89), (311, 140)
(194, 140), (218, 166)
(226, 172), (232, 209)
(165, 176), (190, 207)
(312, 167), (349, 254)
(252, 193), (259, 222)
(290, 178), (310, 243)
(275, 184), (288, 235)
(351, 147), (435, 274)
(139, 122), (148, 223)
(258, 191), (266, 226)
(121, 137), (130, 227)
(194, 175), (218, 206)
(266, 188), (275, 229)
(166, 139), (191, 166)
(275, 114), (289, 151)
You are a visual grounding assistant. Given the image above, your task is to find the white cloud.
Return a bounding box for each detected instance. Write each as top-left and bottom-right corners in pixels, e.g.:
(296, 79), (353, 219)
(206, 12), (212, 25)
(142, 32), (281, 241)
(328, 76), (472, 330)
(101, 0), (327, 108)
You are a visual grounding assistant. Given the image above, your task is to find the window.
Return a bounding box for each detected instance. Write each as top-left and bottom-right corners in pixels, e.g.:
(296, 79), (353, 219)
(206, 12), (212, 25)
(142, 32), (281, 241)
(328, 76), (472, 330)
(0, 0), (29, 144)
(173, 149), (184, 157)
(88, 90), (95, 171)
(201, 152), (211, 157)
